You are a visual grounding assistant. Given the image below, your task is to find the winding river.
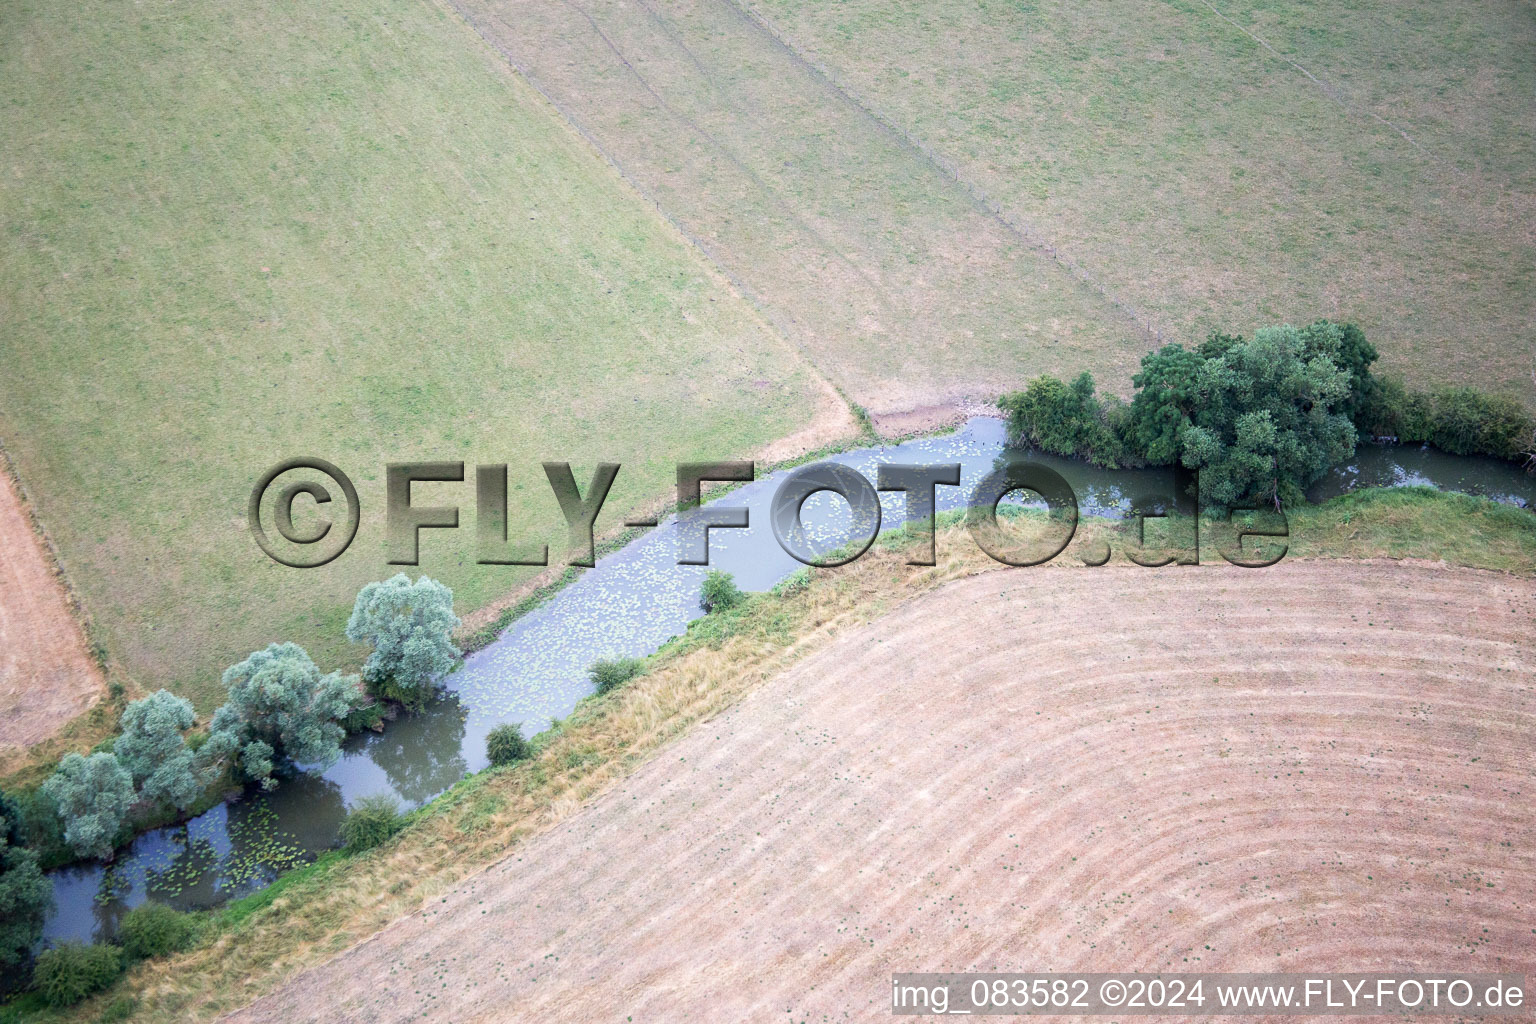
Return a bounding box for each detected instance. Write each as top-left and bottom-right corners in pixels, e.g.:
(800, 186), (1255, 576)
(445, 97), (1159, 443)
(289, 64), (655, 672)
(39, 418), (1535, 943)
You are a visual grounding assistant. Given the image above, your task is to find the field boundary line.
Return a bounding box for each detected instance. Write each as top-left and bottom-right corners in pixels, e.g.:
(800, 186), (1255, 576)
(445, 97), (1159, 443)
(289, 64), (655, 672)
(0, 436), (108, 680)
(431, 0), (879, 405)
(717, 0), (1168, 348)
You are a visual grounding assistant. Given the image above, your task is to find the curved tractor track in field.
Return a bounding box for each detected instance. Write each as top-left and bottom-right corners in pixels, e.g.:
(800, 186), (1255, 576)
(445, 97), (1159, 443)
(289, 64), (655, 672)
(232, 561), (1535, 1023)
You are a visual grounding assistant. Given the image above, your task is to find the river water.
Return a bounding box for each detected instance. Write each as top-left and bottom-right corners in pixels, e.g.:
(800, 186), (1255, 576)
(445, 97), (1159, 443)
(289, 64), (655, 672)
(39, 419), (1534, 943)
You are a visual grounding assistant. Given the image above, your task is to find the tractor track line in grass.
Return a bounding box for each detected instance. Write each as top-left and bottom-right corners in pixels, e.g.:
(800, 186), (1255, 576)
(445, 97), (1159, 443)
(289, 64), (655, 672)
(558, 0), (907, 333)
(439, 0), (1159, 414)
(721, 0), (1169, 347)
(435, 0), (897, 381)
(1188, 0), (1436, 163)
(710, 0), (1535, 400)
(435, 0), (864, 456)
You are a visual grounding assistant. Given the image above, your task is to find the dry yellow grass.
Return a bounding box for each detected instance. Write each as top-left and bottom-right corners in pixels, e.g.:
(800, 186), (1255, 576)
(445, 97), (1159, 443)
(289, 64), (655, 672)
(0, 454), (120, 785)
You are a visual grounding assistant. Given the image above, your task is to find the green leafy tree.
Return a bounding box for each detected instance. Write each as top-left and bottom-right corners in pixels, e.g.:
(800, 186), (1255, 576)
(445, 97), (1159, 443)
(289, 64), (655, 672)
(1318, 320), (1378, 418)
(0, 797), (51, 969)
(116, 690), (200, 812)
(1030, 319), (1526, 500)
(210, 642), (359, 790)
(42, 752), (134, 861)
(998, 372), (1124, 465)
(345, 575), (461, 711)
(1126, 343), (1205, 464)
(1180, 324), (1357, 508)
(1195, 330), (1244, 361)
(0, 788), (21, 846)
(10, 788), (65, 862)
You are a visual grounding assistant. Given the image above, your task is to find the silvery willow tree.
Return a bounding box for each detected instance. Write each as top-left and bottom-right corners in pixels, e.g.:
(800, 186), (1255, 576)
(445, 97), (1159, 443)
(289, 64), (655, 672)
(209, 642), (359, 790)
(41, 752), (134, 860)
(345, 575), (460, 712)
(115, 690), (201, 811)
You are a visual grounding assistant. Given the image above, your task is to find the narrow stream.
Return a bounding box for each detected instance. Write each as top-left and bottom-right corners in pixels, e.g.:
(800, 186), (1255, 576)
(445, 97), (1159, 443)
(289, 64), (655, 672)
(39, 419), (1534, 943)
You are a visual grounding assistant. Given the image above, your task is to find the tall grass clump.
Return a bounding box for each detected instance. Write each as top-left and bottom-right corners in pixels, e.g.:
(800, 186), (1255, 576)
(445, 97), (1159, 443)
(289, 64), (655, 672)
(31, 942), (123, 1007)
(96, 995), (140, 1021)
(588, 657), (645, 695)
(699, 570), (744, 613)
(339, 794), (405, 853)
(771, 568), (812, 597)
(117, 902), (198, 961)
(485, 724), (531, 767)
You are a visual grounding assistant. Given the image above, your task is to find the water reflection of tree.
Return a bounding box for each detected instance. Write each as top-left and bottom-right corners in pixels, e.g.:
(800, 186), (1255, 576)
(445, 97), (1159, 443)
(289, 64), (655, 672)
(364, 696), (468, 806)
(989, 449), (1147, 516)
(92, 868), (133, 940)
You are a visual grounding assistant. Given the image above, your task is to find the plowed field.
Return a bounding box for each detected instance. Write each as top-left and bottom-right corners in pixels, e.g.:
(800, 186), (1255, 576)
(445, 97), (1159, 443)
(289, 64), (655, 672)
(232, 561), (1535, 1022)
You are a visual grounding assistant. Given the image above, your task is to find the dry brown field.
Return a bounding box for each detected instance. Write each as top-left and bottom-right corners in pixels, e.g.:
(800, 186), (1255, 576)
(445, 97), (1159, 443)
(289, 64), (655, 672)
(229, 560), (1535, 1023)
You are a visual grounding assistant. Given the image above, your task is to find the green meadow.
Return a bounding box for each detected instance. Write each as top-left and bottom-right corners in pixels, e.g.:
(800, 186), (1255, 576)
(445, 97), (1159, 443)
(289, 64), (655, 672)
(0, 0), (822, 709)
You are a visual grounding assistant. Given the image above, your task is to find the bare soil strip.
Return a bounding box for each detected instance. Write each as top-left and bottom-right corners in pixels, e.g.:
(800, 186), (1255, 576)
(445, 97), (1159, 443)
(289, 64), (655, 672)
(230, 562), (1535, 1022)
(0, 462), (104, 756)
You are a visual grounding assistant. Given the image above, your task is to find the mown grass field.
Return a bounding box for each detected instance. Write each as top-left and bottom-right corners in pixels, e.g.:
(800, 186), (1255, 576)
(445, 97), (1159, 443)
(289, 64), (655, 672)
(448, 0), (1150, 416)
(0, 0), (825, 711)
(742, 0), (1536, 402)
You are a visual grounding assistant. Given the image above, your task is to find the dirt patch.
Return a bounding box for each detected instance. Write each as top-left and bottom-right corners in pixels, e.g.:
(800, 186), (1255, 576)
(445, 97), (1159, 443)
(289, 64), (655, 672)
(0, 461), (105, 757)
(231, 562), (1534, 1023)
(867, 396), (997, 437)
